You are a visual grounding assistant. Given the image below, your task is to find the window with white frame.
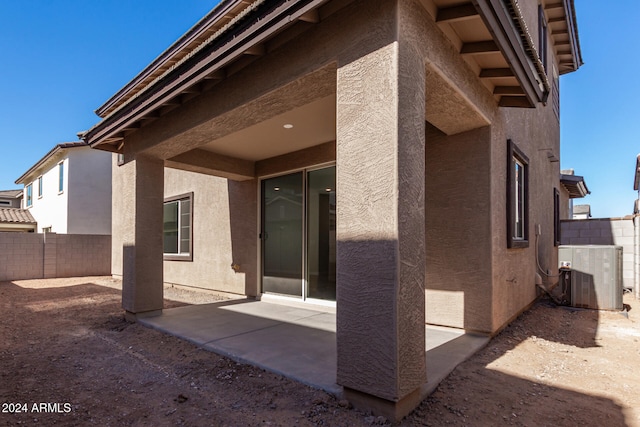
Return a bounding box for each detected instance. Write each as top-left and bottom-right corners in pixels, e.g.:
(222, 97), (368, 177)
(507, 140), (529, 248)
(58, 162), (64, 193)
(26, 184), (33, 208)
(163, 193), (193, 260)
(37, 176), (43, 198)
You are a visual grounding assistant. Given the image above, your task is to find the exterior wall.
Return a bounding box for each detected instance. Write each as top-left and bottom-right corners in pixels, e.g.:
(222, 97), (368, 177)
(19, 146), (111, 234)
(425, 124), (493, 331)
(0, 196), (22, 208)
(111, 155), (126, 278)
(67, 148), (112, 235)
(561, 218), (635, 290)
(489, 102), (561, 333)
(24, 156), (69, 233)
(112, 160), (258, 296)
(0, 232), (110, 281)
(162, 168), (254, 295)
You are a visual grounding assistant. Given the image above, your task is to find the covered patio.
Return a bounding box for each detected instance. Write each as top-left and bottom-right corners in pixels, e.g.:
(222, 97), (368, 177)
(139, 298), (489, 398)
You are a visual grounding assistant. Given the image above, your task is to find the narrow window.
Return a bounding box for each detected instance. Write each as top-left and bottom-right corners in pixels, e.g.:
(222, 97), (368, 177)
(163, 193), (193, 261)
(58, 162), (64, 193)
(26, 184), (33, 208)
(507, 140), (529, 248)
(37, 176), (43, 198)
(554, 188), (560, 246)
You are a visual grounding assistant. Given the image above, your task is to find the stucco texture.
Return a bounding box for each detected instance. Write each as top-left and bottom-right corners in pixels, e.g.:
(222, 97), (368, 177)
(162, 168), (256, 296)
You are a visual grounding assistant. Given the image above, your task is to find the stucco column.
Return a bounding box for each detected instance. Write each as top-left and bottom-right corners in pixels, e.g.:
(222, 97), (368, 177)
(335, 34), (426, 419)
(121, 154), (164, 319)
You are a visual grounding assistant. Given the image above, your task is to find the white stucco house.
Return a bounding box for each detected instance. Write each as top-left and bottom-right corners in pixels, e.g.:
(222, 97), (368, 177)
(15, 142), (112, 235)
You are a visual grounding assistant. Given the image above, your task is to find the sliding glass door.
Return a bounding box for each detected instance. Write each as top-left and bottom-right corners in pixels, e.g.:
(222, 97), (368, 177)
(261, 172), (304, 297)
(261, 166), (336, 302)
(306, 167), (336, 300)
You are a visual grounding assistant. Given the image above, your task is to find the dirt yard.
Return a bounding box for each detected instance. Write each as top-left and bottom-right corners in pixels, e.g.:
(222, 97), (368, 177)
(1, 277), (639, 426)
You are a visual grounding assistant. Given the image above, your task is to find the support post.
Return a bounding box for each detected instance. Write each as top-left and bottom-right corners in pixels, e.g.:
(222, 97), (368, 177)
(335, 18), (426, 420)
(121, 154), (165, 319)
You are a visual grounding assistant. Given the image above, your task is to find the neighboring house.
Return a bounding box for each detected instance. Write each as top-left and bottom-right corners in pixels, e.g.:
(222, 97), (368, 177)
(0, 189), (23, 208)
(573, 204), (592, 219)
(0, 207), (37, 232)
(15, 142), (112, 234)
(0, 189), (37, 232)
(81, 0), (582, 419)
(559, 169), (590, 219)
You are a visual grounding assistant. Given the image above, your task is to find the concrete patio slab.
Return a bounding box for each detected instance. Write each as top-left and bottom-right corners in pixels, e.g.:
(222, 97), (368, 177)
(139, 299), (489, 400)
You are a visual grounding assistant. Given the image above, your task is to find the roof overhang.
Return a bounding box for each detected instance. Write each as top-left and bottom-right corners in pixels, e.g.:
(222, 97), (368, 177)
(0, 208), (37, 226)
(560, 173), (589, 198)
(83, 0), (330, 152)
(15, 142), (86, 185)
(83, 0), (582, 152)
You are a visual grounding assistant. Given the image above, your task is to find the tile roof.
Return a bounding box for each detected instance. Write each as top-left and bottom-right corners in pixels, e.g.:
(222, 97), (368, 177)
(0, 189), (22, 198)
(0, 208), (36, 224)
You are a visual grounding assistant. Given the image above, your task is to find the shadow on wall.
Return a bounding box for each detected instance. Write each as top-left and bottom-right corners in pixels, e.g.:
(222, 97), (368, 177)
(228, 180), (258, 297)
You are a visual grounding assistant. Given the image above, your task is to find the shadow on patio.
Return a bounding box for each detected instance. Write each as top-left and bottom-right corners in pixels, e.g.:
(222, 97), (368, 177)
(138, 298), (489, 398)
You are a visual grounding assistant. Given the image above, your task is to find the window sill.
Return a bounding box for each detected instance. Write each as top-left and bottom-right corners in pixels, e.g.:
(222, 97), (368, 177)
(508, 239), (529, 249)
(164, 254), (193, 262)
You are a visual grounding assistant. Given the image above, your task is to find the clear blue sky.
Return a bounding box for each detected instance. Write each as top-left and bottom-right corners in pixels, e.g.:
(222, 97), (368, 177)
(0, 1), (637, 218)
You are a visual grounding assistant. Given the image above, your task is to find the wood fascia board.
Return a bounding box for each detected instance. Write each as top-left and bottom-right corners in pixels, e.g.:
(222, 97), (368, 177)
(471, 0), (544, 105)
(559, 0), (582, 74)
(86, 0), (329, 150)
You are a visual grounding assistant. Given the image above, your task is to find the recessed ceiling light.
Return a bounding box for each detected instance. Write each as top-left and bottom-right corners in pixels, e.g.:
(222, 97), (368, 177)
(274, 187), (280, 191)
(283, 124), (293, 129)
(325, 188), (332, 192)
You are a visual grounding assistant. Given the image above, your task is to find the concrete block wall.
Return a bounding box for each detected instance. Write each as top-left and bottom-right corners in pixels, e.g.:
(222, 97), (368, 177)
(0, 232), (111, 281)
(0, 233), (44, 281)
(560, 218), (635, 290)
(55, 234), (111, 278)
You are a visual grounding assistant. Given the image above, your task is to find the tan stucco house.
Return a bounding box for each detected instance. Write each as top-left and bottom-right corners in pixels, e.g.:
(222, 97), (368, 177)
(82, 0), (581, 419)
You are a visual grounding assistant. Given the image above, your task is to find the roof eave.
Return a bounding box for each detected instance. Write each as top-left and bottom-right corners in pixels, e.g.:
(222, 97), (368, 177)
(84, 0), (329, 149)
(15, 142), (86, 185)
(95, 0), (245, 118)
(560, 173), (590, 198)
